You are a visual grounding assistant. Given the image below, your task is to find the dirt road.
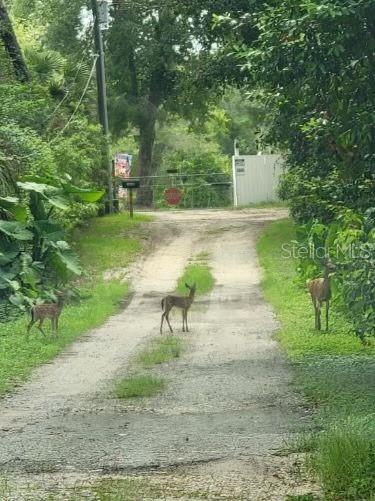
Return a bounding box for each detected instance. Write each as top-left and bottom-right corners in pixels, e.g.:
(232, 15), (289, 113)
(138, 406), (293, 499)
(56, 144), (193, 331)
(0, 209), (315, 499)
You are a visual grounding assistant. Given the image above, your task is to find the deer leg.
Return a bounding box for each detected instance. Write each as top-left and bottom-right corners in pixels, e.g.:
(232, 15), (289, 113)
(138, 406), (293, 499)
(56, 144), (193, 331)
(311, 295), (317, 329)
(37, 319), (46, 337)
(166, 312), (173, 333)
(182, 310), (185, 332)
(316, 302), (322, 331)
(185, 310), (189, 332)
(52, 316), (59, 338)
(160, 312), (166, 334)
(26, 318), (35, 338)
(326, 300), (330, 332)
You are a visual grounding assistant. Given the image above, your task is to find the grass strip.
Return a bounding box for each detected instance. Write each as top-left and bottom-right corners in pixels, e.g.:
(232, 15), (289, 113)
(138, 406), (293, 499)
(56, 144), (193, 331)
(176, 253), (214, 296)
(0, 213), (152, 397)
(257, 218), (375, 500)
(137, 335), (183, 367)
(115, 375), (165, 399)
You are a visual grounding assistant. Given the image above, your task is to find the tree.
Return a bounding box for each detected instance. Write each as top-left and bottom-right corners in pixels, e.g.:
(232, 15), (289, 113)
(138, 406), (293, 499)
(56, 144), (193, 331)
(107, 2), (193, 205)
(230, 0), (374, 221)
(0, 0), (29, 81)
(107, 0), (263, 206)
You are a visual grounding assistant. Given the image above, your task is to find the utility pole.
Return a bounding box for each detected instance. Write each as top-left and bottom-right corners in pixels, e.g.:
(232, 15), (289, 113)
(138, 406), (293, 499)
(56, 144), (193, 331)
(91, 0), (114, 213)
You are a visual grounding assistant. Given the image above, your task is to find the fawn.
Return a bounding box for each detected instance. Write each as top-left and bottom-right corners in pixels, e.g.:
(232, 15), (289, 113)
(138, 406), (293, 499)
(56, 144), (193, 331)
(160, 283), (196, 334)
(308, 260), (336, 331)
(27, 291), (65, 338)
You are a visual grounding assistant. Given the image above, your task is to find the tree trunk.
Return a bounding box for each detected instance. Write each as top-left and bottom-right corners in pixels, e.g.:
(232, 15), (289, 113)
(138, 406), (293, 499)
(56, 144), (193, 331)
(0, 0), (29, 82)
(136, 103), (157, 207)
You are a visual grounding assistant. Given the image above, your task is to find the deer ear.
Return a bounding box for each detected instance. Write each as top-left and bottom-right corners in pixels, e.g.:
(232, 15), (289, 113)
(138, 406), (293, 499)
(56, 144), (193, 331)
(185, 283), (190, 289)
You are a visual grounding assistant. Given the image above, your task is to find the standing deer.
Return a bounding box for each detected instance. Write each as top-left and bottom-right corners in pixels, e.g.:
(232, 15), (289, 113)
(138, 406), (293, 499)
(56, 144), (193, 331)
(160, 283), (196, 334)
(308, 260), (336, 331)
(27, 291), (65, 338)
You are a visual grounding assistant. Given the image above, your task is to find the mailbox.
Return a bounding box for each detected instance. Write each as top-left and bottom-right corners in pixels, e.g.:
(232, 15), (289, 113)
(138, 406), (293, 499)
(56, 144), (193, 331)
(122, 178), (140, 189)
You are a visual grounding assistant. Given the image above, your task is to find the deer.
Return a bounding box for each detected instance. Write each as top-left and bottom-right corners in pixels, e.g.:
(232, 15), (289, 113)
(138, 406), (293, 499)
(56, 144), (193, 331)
(308, 259), (336, 331)
(27, 291), (65, 339)
(160, 283), (196, 334)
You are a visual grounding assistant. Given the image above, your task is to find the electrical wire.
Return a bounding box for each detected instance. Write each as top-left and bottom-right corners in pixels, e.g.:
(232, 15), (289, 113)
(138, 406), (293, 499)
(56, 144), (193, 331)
(47, 52), (89, 122)
(49, 54), (98, 144)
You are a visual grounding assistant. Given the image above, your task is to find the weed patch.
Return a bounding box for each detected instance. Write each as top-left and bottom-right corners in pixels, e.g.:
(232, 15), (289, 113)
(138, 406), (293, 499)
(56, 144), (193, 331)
(137, 335), (183, 367)
(115, 375), (165, 399)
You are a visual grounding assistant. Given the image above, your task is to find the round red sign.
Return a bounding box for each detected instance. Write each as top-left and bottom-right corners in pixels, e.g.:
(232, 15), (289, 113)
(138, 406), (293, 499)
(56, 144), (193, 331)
(164, 187), (183, 205)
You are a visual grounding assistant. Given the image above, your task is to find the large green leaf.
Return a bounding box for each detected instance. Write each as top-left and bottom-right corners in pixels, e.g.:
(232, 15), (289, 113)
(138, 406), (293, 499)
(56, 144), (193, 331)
(0, 221), (33, 240)
(48, 248), (82, 279)
(57, 249), (82, 275)
(0, 240), (20, 266)
(17, 181), (59, 195)
(0, 197), (28, 222)
(0, 250), (20, 266)
(63, 184), (105, 203)
(34, 220), (64, 242)
(74, 191), (104, 203)
(48, 195), (69, 210)
(0, 268), (18, 289)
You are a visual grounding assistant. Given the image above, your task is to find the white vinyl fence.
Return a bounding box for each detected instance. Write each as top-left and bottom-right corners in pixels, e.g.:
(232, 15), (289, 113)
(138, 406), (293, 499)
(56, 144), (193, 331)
(232, 154), (283, 206)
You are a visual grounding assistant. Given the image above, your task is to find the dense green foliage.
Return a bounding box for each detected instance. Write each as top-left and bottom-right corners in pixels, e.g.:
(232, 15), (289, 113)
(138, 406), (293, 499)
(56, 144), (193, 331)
(258, 219), (375, 501)
(221, 0), (374, 339)
(0, 2), (108, 312)
(0, 176), (103, 312)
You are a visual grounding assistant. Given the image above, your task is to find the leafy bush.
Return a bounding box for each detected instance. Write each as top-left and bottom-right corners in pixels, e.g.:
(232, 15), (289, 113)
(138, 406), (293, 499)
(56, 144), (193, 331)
(294, 209), (375, 340)
(0, 176), (103, 311)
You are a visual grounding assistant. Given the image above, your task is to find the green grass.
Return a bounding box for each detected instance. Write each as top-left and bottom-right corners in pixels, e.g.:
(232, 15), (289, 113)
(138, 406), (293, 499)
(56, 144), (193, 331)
(114, 375), (165, 399)
(257, 218), (371, 359)
(0, 213), (152, 397)
(176, 253), (214, 296)
(75, 212), (153, 274)
(137, 335), (183, 367)
(257, 218), (375, 500)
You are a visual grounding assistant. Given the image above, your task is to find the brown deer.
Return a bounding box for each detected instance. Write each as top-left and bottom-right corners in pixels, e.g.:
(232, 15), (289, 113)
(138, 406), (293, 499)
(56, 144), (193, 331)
(308, 260), (336, 331)
(160, 283), (196, 334)
(27, 291), (65, 338)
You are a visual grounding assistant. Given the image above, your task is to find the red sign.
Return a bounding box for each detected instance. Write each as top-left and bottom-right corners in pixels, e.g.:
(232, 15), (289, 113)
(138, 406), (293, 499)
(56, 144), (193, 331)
(164, 187), (183, 205)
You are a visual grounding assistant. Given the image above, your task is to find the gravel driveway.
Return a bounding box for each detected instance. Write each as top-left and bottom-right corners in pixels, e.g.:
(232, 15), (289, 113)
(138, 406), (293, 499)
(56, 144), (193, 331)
(0, 209), (317, 499)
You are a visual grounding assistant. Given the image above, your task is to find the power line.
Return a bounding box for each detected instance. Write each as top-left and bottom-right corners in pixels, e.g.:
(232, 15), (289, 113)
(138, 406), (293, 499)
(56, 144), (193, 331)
(49, 55), (98, 144)
(47, 53), (89, 122)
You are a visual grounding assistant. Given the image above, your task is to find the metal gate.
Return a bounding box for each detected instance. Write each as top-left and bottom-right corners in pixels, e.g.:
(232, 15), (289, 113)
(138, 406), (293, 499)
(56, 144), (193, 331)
(138, 172), (233, 209)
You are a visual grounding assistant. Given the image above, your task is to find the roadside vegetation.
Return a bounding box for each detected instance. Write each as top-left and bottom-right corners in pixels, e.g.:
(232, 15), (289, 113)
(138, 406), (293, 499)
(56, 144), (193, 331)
(258, 219), (375, 500)
(0, 213), (151, 396)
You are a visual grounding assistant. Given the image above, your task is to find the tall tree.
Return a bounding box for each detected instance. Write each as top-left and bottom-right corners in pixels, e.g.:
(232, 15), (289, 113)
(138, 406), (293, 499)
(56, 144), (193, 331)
(107, 0), (260, 206)
(0, 0), (29, 81)
(107, 2), (196, 205)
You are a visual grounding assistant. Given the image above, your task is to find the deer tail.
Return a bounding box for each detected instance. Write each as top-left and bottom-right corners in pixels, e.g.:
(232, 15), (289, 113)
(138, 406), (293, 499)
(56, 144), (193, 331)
(161, 298), (165, 311)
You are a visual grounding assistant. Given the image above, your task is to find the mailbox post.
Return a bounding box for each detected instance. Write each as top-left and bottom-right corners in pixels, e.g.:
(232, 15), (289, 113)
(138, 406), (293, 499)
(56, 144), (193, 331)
(122, 178), (140, 218)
